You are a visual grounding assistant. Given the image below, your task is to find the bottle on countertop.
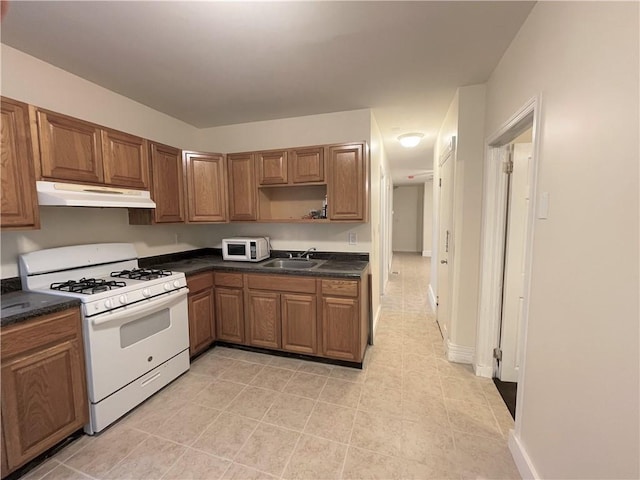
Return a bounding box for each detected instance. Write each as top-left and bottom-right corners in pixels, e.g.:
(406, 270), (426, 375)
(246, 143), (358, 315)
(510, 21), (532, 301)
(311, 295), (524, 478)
(322, 195), (328, 218)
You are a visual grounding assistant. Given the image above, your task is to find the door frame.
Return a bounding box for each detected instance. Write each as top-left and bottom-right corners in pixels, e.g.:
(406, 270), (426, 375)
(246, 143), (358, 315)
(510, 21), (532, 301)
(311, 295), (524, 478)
(474, 96), (541, 427)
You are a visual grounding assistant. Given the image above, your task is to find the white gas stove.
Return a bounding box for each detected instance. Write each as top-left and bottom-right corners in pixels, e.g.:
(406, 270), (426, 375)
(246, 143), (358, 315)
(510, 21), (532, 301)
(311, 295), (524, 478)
(19, 243), (190, 434)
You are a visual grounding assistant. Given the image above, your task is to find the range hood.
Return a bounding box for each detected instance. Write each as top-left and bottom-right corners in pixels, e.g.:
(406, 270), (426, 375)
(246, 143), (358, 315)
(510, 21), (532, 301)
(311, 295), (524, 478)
(36, 181), (156, 209)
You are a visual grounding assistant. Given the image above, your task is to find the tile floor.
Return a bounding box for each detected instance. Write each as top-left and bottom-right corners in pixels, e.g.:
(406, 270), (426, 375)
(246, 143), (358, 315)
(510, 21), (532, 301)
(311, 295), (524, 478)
(23, 253), (520, 480)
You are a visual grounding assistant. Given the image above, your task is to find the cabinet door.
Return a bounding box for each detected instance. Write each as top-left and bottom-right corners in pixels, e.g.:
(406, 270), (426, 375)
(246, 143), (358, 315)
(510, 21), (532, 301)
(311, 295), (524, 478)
(227, 153), (257, 221)
(281, 293), (317, 354)
(291, 146), (324, 183)
(37, 109), (104, 184)
(327, 143), (367, 221)
(188, 288), (215, 358)
(101, 129), (149, 189)
(321, 296), (359, 361)
(257, 150), (288, 185)
(1, 309), (88, 472)
(184, 151), (227, 223)
(149, 142), (185, 223)
(247, 291), (281, 349)
(215, 287), (245, 344)
(1, 98), (39, 230)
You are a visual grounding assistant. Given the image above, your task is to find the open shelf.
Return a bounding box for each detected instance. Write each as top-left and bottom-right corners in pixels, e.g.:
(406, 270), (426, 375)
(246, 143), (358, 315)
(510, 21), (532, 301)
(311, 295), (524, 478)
(258, 184), (327, 222)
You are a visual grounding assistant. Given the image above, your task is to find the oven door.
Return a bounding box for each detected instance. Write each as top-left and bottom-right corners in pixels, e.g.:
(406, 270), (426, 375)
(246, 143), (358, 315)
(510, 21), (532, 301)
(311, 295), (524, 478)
(83, 289), (189, 403)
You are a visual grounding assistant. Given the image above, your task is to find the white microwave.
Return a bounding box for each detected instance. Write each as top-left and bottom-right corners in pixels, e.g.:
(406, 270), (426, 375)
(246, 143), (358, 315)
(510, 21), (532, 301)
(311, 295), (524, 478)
(222, 237), (270, 262)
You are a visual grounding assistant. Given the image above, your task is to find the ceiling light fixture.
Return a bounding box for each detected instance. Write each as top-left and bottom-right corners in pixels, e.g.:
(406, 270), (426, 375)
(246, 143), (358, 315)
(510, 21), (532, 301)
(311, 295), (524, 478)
(398, 133), (424, 148)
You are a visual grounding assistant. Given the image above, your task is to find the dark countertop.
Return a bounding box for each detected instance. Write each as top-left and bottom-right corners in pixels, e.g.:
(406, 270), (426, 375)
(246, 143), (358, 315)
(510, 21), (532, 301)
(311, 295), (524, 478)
(1, 291), (81, 327)
(152, 255), (369, 279)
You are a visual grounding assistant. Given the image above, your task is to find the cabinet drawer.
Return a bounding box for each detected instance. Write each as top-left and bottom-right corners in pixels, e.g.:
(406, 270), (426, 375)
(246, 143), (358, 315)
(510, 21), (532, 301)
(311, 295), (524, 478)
(187, 271), (214, 292)
(1, 308), (81, 361)
(321, 279), (359, 297)
(246, 274), (316, 294)
(214, 272), (243, 288)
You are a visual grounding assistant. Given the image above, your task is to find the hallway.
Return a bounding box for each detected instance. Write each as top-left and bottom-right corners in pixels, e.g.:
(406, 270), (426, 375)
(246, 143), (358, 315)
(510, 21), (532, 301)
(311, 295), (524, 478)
(21, 254), (519, 480)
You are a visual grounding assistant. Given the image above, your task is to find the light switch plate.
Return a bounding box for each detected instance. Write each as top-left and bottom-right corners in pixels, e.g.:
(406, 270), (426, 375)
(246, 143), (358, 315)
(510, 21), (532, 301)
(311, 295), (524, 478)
(348, 232), (357, 245)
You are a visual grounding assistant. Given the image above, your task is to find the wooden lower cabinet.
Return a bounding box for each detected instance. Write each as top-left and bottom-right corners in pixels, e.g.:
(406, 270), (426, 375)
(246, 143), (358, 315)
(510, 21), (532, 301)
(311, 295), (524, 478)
(246, 291), (281, 349)
(215, 287), (245, 343)
(1, 308), (88, 476)
(321, 296), (359, 361)
(187, 272), (215, 357)
(281, 293), (317, 354)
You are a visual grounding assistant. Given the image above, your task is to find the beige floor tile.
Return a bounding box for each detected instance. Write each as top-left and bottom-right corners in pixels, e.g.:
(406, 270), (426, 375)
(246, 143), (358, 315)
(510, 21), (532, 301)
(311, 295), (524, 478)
(364, 365), (402, 390)
(65, 426), (148, 478)
(403, 370), (443, 398)
(400, 453), (460, 480)
(52, 435), (91, 462)
(210, 347), (246, 360)
(329, 365), (366, 384)
(236, 350), (274, 365)
(454, 431), (521, 479)
(122, 392), (183, 432)
(282, 434), (347, 480)
(297, 362), (333, 376)
(21, 459), (63, 480)
(319, 377), (363, 408)
(40, 464), (93, 480)
(351, 409), (402, 457)
(189, 354), (236, 378)
(162, 448), (231, 480)
(162, 372), (213, 399)
(192, 379), (245, 410)
(153, 402), (221, 445)
(402, 352), (439, 374)
(366, 349), (403, 370)
(282, 372), (328, 399)
(225, 386), (278, 420)
(222, 463), (276, 480)
(262, 392), (315, 431)
(441, 376), (489, 405)
(401, 419), (454, 463)
(192, 412), (258, 459)
(250, 365), (295, 391)
(303, 402), (356, 443)
(358, 383), (402, 417)
(106, 435), (186, 480)
(341, 446), (404, 480)
(401, 390), (450, 429)
(446, 399), (502, 438)
(219, 360), (264, 384)
(267, 355), (303, 370)
(234, 424), (300, 476)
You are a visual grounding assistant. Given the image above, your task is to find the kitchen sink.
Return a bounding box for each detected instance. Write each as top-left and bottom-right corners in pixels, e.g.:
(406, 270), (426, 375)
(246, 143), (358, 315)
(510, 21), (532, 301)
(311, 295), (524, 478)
(261, 259), (320, 269)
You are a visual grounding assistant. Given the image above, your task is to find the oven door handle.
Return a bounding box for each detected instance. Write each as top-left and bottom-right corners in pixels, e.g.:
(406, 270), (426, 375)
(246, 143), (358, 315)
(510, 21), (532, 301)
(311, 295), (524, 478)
(90, 289), (188, 326)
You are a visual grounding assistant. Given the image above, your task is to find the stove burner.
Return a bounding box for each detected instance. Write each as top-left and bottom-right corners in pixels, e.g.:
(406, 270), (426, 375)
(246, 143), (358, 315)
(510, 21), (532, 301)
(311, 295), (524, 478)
(110, 268), (172, 281)
(51, 278), (127, 295)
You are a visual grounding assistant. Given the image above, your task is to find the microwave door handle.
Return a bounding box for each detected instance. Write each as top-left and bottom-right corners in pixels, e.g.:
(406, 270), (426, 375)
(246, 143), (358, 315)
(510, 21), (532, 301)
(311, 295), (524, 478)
(90, 289), (188, 327)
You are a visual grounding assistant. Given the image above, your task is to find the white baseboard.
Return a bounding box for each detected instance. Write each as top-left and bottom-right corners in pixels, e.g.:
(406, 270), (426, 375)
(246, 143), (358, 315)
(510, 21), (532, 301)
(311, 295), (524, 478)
(473, 363), (494, 378)
(508, 431), (540, 479)
(428, 284), (437, 311)
(371, 304), (382, 344)
(422, 250), (432, 257)
(446, 340), (474, 364)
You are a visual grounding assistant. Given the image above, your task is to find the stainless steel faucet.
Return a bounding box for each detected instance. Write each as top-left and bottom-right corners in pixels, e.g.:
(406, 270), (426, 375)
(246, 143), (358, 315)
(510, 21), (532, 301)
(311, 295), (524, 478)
(297, 247), (317, 259)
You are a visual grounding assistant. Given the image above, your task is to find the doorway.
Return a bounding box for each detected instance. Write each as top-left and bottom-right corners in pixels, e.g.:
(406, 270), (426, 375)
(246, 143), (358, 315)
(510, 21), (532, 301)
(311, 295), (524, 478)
(475, 97), (540, 428)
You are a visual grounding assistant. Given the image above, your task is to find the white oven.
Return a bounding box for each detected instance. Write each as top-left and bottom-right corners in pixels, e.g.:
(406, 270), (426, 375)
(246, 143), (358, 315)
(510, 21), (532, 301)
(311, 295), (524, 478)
(19, 243), (191, 435)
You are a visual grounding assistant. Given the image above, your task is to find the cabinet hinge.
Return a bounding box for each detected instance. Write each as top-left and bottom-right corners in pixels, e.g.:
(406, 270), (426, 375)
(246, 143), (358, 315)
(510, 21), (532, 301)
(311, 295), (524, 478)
(493, 347), (502, 361)
(439, 178), (442, 187)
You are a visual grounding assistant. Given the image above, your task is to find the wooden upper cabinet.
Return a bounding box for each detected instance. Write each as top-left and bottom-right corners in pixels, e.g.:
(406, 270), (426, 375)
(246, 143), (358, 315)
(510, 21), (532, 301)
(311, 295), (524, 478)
(184, 151), (227, 223)
(327, 143), (368, 221)
(1, 98), (40, 230)
(149, 142), (185, 223)
(101, 129), (149, 189)
(37, 109), (104, 184)
(257, 150), (288, 185)
(291, 146), (324, 184)
(227, 153), (257, 221)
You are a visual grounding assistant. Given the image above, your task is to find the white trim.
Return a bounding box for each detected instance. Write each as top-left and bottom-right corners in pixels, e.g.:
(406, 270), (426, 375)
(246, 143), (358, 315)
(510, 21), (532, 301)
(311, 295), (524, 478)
(421, 250), (432, 257)
(508, 431), (540, 479)
(445, 340), (474, 364)
(371, 304), (382, 344)
(473, 364), (493, 378)
(428, 284), (437, 312)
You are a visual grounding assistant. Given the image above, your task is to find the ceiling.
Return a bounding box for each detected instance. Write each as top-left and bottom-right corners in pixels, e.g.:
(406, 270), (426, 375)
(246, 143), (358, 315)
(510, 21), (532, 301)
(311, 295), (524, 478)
(0, 1), (534, 185)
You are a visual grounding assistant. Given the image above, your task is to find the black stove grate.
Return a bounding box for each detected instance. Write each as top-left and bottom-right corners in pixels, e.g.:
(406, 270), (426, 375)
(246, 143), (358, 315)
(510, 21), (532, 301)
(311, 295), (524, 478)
(110, 268), (172, 281)
(50, 278), (127, 295)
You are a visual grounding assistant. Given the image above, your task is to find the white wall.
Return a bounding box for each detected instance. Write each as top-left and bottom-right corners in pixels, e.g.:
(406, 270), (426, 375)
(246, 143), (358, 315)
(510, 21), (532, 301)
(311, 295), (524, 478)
(392, 185), (423, 252)
(432, 85), (486, 354)
(422, 180), (433, 256)
(485, 2), (639, 478)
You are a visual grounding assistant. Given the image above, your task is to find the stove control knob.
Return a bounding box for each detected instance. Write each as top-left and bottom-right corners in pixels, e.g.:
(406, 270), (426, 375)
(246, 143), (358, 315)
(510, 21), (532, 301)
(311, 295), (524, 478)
(164, 283), (172, 291)
(142, 288), (151, 297)
(173, 280), (180, 288)
(119, 295), (127, 305)
(104, 299), (113, 309)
